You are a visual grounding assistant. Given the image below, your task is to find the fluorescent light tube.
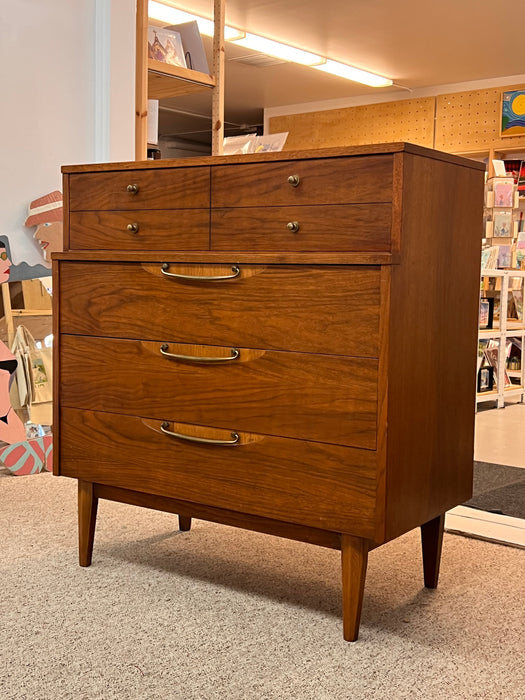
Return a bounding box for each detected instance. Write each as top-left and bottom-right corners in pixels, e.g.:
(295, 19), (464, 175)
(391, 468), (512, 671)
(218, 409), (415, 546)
(314, 59), (392, 87)
(231, 33), (324, 66)
(149, 2), (392, 86)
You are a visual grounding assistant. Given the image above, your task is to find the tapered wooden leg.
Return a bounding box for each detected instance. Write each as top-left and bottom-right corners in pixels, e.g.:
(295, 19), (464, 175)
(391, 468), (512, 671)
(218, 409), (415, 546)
(178, 515), (192, 531)
(341, 534), (369, 642)
(78, 480), (98, 567)
(420, 513), (445, 588)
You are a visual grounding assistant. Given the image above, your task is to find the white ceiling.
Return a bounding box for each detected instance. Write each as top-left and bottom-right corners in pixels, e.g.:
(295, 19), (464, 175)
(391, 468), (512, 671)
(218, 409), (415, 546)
(156, 0), (525, 145)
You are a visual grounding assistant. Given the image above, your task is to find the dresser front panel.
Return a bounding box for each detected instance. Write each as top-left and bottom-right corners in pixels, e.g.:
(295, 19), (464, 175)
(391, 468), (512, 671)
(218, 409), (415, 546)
(60, 335), (378, 449)
(211, 156), (393, 207)
(59, 262), (381, 357)
(69, 210), (210, 250)
(211, 204), (392, 252)
(59, 408), (378, 536)
(68, 168), (210, 211)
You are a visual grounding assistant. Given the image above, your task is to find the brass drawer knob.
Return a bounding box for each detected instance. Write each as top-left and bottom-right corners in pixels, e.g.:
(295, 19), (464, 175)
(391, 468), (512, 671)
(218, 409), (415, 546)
(287, 174), (300, 187)
(126, 222), (139, 233)
(126, 183), (139, 194)
(287, 221), (300, 233)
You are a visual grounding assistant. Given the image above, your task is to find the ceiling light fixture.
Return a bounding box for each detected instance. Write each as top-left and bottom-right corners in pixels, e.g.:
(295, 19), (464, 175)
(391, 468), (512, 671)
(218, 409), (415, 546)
(148, 1), (392, 87)
(314, 60), (393, 88)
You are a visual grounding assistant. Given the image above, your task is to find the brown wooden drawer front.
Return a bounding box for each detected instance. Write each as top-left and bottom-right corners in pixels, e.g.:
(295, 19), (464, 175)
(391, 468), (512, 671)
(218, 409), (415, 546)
(60, 335), (378, 449)
(211, 156), (393, 207)
(68, 168), (210, 211)
(59, 408), (378, 536)
(211, 204), (391, 252)
(58, 263), (381, 356)
(69, 210), (210, 250)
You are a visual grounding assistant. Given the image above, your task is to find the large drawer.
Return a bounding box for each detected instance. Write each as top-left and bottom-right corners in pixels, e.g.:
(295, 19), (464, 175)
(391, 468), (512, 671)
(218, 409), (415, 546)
(59, 335), (378, 449)
(59, 408), (378, 536)
(211, 204), (391, 252)
(58, 262), (381, 356)
(68, 168), (210, 210)
(211, 156), (393, 207)
(69, 210), (210, 250)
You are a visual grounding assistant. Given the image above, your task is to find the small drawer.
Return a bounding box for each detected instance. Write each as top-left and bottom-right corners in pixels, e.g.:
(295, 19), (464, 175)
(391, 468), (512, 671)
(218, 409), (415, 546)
(211, 156), (393, 207)
(68, 167), (210, 211)
(69, 210), (210, 250)
(58, 262), (381, 357)
(211, 204), (391, 252)
(59, 408), (378, 537)
(60, 335), (378, 449)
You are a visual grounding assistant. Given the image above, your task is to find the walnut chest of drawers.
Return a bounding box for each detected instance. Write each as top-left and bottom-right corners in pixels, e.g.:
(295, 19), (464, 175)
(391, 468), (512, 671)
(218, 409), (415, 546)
(54, 143), (485, 640)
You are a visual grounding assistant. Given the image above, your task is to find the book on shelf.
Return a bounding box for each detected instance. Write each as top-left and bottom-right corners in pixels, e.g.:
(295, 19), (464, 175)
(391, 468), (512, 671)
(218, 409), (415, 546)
(503, 159), (522, 184)
(493, 180), (515, 207)
(493, 210), (513, 237)
(148, 26), (186, 68)
(481, 245), (500, 269)
(518, 162), (525, 198)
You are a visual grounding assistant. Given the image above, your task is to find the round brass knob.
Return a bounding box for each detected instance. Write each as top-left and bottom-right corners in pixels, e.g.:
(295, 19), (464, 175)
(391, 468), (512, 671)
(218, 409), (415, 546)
(127, 222), (139, 233)
(287, 175), (300, 187)
(287, 221), (300, 233)
(126, 184), (139, 194)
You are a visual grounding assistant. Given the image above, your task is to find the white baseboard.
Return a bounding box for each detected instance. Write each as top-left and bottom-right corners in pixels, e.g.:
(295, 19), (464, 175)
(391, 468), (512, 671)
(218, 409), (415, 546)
(445, 505), (525, 548)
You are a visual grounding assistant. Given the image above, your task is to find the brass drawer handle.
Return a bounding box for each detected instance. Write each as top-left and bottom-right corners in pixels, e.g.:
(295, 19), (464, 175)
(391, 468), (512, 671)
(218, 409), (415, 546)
(161, 263), (240, 281)
(160, 422), (239, 445)
(127, 222), (139, 233)
(287, 174), (300, 187)
(126, 184), (139, 194)
(160, 344), (239, 363)
(287, 221), (300, 233)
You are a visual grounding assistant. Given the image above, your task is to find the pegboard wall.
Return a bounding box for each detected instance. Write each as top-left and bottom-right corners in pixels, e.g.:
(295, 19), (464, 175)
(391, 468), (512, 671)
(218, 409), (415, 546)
(269, 97), (435, 151)
(270, 84), (525, 155)
(435, 84), (525, 152)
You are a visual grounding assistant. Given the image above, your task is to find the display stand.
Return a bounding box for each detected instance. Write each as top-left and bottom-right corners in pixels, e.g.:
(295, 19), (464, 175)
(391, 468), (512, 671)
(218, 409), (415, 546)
(477, 269), (525, 408)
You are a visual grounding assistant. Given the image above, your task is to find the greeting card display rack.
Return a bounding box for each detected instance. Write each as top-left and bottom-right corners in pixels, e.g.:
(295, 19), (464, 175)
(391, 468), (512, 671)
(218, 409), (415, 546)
(477, 269), (525, 408)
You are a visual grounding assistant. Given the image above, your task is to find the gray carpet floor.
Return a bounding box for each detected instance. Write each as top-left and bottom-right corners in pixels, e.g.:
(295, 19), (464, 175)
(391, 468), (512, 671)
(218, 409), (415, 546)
(1, 472), (524, 699)
(466, 461), (525, 518)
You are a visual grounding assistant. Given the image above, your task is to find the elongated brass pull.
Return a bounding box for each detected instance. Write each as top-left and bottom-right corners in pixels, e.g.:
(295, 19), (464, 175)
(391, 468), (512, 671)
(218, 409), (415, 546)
(161, 264), (240, 281)
(127, 184), (139, 194)
(127, 222), (139, 233)
(287, 221), (300, 233)
(160, 344), (239, 363)
(287, 174), (300, 187)
(160, 422), (239, 445)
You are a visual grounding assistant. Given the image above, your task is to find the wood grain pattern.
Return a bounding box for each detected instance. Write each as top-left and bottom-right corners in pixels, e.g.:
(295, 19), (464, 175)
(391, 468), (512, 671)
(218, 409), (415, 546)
(58, 262), (381, 356)
(60, 408), (378, 537)
(211, 204), (392, 252)
(211, 156), (393, 207)
(59, 335), (378, 449)
(341, 534), (369, 641)
(61, 143), (485, 174)
(68, 168), (210, 211)
(69, 210), (210, 250)
(94, 482), (343, 550)
(384, 153), (485, 540)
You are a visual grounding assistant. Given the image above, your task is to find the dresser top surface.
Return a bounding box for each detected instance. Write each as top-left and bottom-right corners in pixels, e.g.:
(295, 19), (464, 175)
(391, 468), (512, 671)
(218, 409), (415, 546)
(61, 142), (486, 174)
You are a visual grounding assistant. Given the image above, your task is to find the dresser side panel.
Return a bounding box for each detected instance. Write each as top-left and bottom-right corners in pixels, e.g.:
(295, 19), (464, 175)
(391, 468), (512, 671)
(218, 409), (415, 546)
(385, 152), (484, 540)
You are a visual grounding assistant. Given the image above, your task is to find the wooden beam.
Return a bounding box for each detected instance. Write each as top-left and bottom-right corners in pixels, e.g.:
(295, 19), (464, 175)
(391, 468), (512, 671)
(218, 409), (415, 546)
(211, 0), (225, 156)
(135, 0), (148, 160)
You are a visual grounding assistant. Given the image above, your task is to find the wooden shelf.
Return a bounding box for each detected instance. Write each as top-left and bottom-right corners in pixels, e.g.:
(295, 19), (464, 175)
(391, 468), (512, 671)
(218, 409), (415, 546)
(148, 60), (215, 99)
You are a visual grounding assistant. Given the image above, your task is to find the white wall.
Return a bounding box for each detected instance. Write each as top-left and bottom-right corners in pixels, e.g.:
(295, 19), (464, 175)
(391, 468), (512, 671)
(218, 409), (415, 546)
(0, 0), (135, 268)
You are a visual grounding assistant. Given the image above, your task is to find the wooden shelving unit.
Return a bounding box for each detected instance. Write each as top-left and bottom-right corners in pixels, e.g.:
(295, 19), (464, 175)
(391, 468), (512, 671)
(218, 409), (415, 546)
(135, 0), (225, 160)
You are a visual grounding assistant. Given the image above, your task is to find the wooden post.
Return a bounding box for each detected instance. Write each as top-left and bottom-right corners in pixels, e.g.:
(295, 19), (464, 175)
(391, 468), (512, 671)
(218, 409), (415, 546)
(135, 0), (148, 160)
(211, 0), (225, 156)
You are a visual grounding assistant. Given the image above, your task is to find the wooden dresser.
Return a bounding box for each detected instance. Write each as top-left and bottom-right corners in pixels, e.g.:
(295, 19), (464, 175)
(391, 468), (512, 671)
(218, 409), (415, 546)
(54, 143), (485, 641)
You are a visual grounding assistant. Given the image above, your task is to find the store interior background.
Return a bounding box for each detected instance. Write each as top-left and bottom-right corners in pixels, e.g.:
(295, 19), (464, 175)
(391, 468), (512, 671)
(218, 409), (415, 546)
(1, 0), (524, 545)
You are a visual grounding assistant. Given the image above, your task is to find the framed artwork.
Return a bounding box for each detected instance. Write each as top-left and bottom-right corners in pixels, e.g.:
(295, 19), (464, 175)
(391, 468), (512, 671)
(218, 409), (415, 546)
(501, 90), (525, 137)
